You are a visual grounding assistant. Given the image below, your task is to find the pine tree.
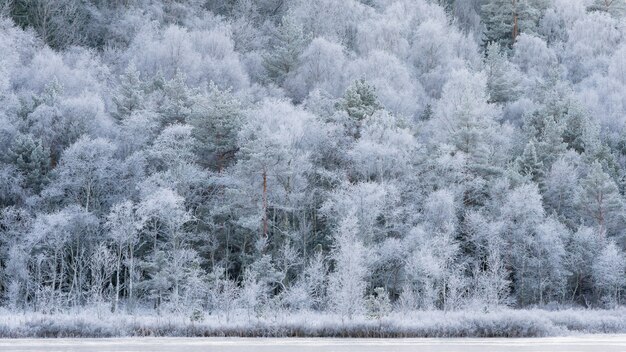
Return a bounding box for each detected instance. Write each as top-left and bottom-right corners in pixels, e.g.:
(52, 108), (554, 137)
(339, 79), (381, 122)
(263, 15), (308, 85)
(587, 0), (626, 17)
(337, 79), (381, 139)
(485, 42), (521, 103)
(6, 134), (50, 193)
(190, 83), (243, 172)
(516, 139), (544, 186)
(579, 162), (623, 237)
(112, 62), (144, 121)
(481, 0), (547, 49)
(562, 105), (590, 154)
(159, 70), (195, 125)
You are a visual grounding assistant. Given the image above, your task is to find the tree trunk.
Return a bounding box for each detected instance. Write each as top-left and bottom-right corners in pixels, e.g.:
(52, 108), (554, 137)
(262, 168), (268, 239)
(512, 0), (518, 43)
(114, 249), (121, 313)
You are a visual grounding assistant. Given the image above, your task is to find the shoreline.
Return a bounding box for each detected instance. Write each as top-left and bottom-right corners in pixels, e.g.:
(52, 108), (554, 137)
(0, 309), (625, 338)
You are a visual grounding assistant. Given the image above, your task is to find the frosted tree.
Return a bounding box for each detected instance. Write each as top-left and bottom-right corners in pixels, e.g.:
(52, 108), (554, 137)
(112, 62), (145, 121)
(43, 137), (119, 214)
(337, 79), (381, 139)
(301, 250), (327, 310)
(401, 190), (466, 311)
(328, 213), (368, 320)
(136, 188), (198, 311)
(264, 15), (308, 85)
(512, 33), (557, 78)
(136, 187), (191, 253)
(285, 37), (347, 101)
(532, 218), (568, 303)
(366, 287), (391, 323)
(543, 152), (581, 225)
(578, 162), (623, 237)
(239, 267), (268, 321)
(429, 69), (504, 208)
(481, 0), (548, 48)
(207, 266), (239, 322)
(501, 184), (544, 304)
(158, 71), (196, 125)
(89, 243), (114, 304)
(7, 0), (88, 48)
(485, 42), (521, 103)
(587, 0), (626, 16)
(0, 207), (33, 309)
(338, 79), (381, 123)
(347, 50), (424, 118)
(349, 110), (418, 182)
(233, 99), (320, 240)
(6, 133), (50, 193)
(566, 226), (602, 304)
(592, 241), (625, 307)
(190, 83), (243, 172)
(289, 0), (367, 46)
(515, 139), (544, 186)
(25, 206), (99, 309)
(321, 181), (400, 245)
(464, 211), (510, 309)
(431, 69), (500, 158)
(148, 124), (197, 171)
(404, 230), (464, 311)
(523, 105), (568, 170)
(5, 0), (626, 319)
(105, 201), (139, 313)
(563, 10), (620, 83)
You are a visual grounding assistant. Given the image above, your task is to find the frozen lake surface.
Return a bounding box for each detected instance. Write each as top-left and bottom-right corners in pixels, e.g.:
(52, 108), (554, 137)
(2, 336), (626, 352)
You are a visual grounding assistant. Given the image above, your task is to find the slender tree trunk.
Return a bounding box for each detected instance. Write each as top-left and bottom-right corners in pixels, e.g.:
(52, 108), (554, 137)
(262, 168), (268, 239)
(114, 248), (121, 313)
(129, 248), (134, 313)
(512, 0), (519, 43)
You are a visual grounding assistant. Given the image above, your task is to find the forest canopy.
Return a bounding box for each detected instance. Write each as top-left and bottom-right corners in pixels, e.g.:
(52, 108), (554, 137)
(1, 0), (626, 319)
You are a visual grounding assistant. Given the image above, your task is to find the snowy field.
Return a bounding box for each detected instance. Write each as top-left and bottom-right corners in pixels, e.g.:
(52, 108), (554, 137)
(2, 336), (626, 352)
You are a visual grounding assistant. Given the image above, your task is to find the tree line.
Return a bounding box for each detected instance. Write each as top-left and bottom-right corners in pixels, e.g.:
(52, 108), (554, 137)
(1, 0), (626, 319)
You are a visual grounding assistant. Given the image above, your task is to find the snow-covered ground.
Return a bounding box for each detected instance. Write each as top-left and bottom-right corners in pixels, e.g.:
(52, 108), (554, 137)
(2, 336), (626, 352)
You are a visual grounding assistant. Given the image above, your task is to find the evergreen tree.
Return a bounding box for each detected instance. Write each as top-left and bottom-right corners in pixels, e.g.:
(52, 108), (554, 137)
(190, 83), (243, 172)
(263, 15), (308, 85)
(516, 139), (544, 186)
(587, 0), (626, 17)
(485, 42), (521, 103)
(481, 0), (548, 49)
(6, 134), (50, 193)
(159, 71), (196, 125)
(338, 79), (381, 122)
(112, 63), (145, 121)
(578, 162), (623, 237)
(336, 79), (381, 139)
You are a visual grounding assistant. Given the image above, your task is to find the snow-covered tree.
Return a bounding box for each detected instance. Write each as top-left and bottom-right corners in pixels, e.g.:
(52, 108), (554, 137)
(328, 213), (368, 320)
(189, 83), (243, 171)
(593, 241), (626, 307)
(481, 0), (548, 49)
(105, 201), (139, 313)
(112, 62), (145, 121)
(263, 15), (308, 85)
(578, 162), (623, 237)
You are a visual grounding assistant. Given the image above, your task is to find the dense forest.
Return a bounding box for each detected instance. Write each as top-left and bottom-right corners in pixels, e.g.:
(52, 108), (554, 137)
(1, 0), (626, 322)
